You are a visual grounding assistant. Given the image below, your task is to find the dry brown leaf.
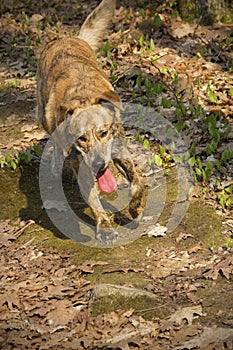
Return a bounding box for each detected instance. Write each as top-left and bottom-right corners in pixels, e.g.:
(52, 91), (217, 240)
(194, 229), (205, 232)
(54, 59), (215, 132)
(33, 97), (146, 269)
(176, 232), (194, 243)
(188, 242), (203, 254)
(167, 305), (203, 325)
(203, 255), (233, 280)
(46, 300), (77, 326)
(103, 266), (144, 274)
(173, 326), (233, 350)
(0, 292), (21, 311)
(79, 260), (108, 274)
(171, 324), (203, 347)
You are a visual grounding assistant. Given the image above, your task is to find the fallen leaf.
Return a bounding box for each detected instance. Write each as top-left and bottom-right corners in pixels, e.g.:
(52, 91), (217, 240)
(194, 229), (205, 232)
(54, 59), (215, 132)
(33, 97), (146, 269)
(172, 326), (233, 350)
(21, 124), (38, 132)
(176, 232), (194, 243)
(171, 324), (202, 347)
(172, 22), (194, 39)
(103, 266), (144, 274)
(203, 255), (233, 280)
(79, 260), (108, 274)
(188, 242), (203, 254)
(0, 292), (21, 311)
(167, 305), (203, 325)
(146, 223), (167, 237)
(46, 300), (77, 326)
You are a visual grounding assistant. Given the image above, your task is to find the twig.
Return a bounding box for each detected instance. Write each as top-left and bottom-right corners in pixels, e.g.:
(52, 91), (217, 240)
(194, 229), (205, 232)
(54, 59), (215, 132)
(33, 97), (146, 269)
(193, 15), (203, 38)
(102, 325), (158, 345)
(15, 220), (35, 238)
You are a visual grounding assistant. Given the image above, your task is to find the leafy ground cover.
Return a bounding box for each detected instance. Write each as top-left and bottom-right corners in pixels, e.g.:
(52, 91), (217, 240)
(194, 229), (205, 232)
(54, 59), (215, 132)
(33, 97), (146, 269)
(0, 0), (233, 348)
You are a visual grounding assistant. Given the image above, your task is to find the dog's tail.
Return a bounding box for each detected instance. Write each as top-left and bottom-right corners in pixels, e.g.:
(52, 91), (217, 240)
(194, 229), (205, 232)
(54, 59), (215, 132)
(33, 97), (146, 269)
(78, 0), (115, 51)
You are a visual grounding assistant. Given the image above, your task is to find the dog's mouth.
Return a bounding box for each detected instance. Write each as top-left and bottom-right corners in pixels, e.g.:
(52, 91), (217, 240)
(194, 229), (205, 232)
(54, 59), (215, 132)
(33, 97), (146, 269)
(68, 146), (117, 193)
(96, 167), (117, 193)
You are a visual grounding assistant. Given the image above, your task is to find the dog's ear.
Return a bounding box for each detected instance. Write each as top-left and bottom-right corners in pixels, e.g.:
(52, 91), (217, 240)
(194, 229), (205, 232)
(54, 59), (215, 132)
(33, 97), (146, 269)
(95, 90), (123, 110)
(58, 105), (76, 128)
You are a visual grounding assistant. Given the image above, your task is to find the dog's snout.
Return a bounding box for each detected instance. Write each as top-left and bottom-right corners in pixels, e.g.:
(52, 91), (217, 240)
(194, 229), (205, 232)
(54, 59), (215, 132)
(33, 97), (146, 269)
(92, 155), (105, 172)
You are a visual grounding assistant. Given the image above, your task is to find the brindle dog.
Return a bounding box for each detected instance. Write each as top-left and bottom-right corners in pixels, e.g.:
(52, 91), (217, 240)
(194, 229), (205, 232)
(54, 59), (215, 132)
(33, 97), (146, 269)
(37, 0), (146, 243)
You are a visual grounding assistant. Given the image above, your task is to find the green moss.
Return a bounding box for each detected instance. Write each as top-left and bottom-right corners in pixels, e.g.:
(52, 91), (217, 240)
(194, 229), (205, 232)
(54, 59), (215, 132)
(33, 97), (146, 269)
(0, 168), (27, 220)
(197, 279), (233, 326)
(87, 267), (148, 287)
(175, 200), (224, 248)
(5, 125), (24, 139)
(91, 294), (169, 320)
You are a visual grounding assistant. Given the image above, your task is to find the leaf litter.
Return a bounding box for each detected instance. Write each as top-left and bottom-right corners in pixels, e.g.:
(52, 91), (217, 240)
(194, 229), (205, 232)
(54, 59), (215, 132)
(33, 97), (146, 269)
(0, 0), (233, 348)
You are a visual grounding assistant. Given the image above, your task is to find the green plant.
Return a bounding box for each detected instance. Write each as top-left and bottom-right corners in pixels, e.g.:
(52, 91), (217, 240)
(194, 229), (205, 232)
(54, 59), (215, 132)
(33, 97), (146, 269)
(149, 38), (155, 51)
(71, 28), (78, 36)
(225, 36), (231, 47)
(0, 152), (19, 170)
(10, 77), (20, 87)
(148, 154), (163, 168)
(0, 144), (42, 171)
(189, 156), (214, 184)
(161, 67), (168, 75)
(100, 41), (112, 59)
(225, 237), (232, 249)
(161, 97), (172, 108)
(143, 139), (150, 150)
(204, 114), (232, 157)
(140, 8), (146, 19)
(221, 147), (233, 165)
(218, 192), (232, 209)
(195, 77), (201, 88)
(147, 144), (172, 174)
(139, 35), (144, 48)
(154, 14), (162, 26)
(217, 185), (232, 209)
(18, 145), (42, 168)
(175, 102), (187, 132)
(5, 154), (18, 170)
(125, 12), (131, 20)
(137, 34), (156, 55)
(75, 1), (83, 12)
(19, 152), (33, 165)
(207, 82), (218, 103)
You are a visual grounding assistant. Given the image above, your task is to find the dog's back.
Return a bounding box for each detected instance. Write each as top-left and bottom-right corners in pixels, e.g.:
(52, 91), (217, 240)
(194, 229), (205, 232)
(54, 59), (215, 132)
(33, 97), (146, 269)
(37, 0), (116, 134)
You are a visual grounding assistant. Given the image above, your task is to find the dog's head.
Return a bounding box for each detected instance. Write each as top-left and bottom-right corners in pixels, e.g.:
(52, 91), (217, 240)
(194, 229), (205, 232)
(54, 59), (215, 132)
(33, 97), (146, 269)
(66, 92), (124, 192)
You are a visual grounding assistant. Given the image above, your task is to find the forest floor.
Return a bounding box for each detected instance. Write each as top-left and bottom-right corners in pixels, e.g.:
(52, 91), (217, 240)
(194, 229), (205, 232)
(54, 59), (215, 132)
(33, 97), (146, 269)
(0, 1), (233, 349)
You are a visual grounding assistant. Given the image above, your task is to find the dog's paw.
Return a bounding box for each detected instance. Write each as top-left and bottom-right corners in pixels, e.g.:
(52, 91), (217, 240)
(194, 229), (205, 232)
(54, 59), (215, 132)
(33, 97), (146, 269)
(96, 227), (118, 244)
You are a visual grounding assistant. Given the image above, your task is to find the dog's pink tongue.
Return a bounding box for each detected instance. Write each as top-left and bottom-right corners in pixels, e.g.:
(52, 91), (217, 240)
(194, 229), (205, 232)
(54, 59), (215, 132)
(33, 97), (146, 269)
(96, 168), (117, 193)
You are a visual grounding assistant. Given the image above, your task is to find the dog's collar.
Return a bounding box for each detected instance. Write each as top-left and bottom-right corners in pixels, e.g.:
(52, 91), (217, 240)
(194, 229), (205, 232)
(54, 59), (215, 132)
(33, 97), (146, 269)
(67, 146), (78, 159)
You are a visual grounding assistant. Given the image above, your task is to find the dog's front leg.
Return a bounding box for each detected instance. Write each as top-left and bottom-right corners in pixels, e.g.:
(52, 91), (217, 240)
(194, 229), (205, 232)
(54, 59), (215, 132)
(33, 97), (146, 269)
(114, 151), (146, 220)
(88, 186), (119, 244)
(70, 158), (118, 244)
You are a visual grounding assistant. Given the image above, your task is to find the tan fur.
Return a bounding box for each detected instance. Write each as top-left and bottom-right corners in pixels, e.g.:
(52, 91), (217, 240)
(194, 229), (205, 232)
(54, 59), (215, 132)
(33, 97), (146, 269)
(79, 0), (116, 51)
(37, 0), (145, 243)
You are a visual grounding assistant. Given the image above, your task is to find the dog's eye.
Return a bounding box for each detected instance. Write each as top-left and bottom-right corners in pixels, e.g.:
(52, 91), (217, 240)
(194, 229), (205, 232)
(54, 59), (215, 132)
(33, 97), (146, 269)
(66, 110), (73, 117)
(77, 136), (87, 143)
(100, 130), (108, 138)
